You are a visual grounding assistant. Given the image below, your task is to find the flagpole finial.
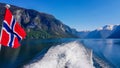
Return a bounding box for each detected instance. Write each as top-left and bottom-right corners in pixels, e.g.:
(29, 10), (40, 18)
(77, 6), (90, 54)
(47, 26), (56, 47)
(5, 4), (10, 9)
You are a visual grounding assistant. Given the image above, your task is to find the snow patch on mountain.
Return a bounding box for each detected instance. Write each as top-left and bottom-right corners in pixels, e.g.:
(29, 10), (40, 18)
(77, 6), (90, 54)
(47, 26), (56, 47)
(103, 25), (114, 30)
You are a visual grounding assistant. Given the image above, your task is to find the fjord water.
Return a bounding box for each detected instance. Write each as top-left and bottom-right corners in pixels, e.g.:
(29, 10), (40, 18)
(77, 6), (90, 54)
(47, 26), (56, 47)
(82, 39), (120, 68)
(24, 41), (94, 68)
(0, 39), (120, 68)
(24, 39), (120, 68)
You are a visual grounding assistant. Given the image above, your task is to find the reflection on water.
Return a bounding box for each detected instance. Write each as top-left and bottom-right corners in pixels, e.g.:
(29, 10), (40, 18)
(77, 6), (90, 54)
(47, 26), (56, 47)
(0, 38), (74, 68)
(0, 39), (120, 68)
(83, 39), (120, 68)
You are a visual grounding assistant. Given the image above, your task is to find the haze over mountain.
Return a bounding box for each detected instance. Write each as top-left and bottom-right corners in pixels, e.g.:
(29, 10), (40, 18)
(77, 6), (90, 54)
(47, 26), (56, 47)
(77, 25), (120, 39)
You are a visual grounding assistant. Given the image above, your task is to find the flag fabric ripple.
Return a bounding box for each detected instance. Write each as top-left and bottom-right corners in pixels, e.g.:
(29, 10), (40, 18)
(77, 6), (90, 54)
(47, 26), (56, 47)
(0, 8), (26, 48)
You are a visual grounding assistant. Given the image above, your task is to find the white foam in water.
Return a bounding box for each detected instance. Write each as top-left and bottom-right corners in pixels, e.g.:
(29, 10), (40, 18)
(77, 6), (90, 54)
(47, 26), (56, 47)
(24, 41), (95, 68)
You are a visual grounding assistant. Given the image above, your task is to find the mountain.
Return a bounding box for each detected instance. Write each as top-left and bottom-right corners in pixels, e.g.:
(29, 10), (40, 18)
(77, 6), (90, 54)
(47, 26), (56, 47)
(0, 3), (78, 39)
(85, 30), (102, 38)
(86, 25), (114, 38)
(108, 25), (120, 38)
(86, 25), (116, 38)
(78, 25), (116, 38)
(76, 31), (90, 38)
(0, 3), (79, 68)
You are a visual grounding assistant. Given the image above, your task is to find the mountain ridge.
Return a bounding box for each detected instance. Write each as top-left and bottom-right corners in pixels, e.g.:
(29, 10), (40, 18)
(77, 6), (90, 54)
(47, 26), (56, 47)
(77, 24), (120, 38)
(0, 3), (78, 39)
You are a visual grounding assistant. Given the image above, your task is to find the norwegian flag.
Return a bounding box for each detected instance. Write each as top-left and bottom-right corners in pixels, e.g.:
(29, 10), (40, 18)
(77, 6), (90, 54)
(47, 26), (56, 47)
(0, 7), (26, 48)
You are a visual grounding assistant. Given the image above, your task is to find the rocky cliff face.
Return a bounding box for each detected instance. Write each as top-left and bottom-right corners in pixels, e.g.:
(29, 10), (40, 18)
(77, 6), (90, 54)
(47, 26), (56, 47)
(0, 3), (78, 68)
(0, 3), (78, 39)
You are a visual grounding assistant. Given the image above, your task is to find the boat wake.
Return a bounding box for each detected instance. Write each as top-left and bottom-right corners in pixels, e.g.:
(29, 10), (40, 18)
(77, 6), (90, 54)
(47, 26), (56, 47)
(24, 41), (95, 68)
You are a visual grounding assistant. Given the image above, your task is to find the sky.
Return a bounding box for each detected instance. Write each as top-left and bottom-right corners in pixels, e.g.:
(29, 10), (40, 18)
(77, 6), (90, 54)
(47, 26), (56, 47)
(0, 0), (120, 31)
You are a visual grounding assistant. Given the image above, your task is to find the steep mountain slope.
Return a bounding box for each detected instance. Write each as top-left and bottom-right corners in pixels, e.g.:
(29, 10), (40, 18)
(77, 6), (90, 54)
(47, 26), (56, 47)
(108, 25), (120, 38)
(0, 3), (79, 68)
(0, 3), (78, 39)
(85, 30), (102, 38)
(76, 31), (90, 38)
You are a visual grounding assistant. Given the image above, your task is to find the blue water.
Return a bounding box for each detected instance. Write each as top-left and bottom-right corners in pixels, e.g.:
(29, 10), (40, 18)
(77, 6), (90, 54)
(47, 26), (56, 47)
(81, 39), (120, 68)
(0, 38), (120, 68)
(24, 39), (120, 68)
